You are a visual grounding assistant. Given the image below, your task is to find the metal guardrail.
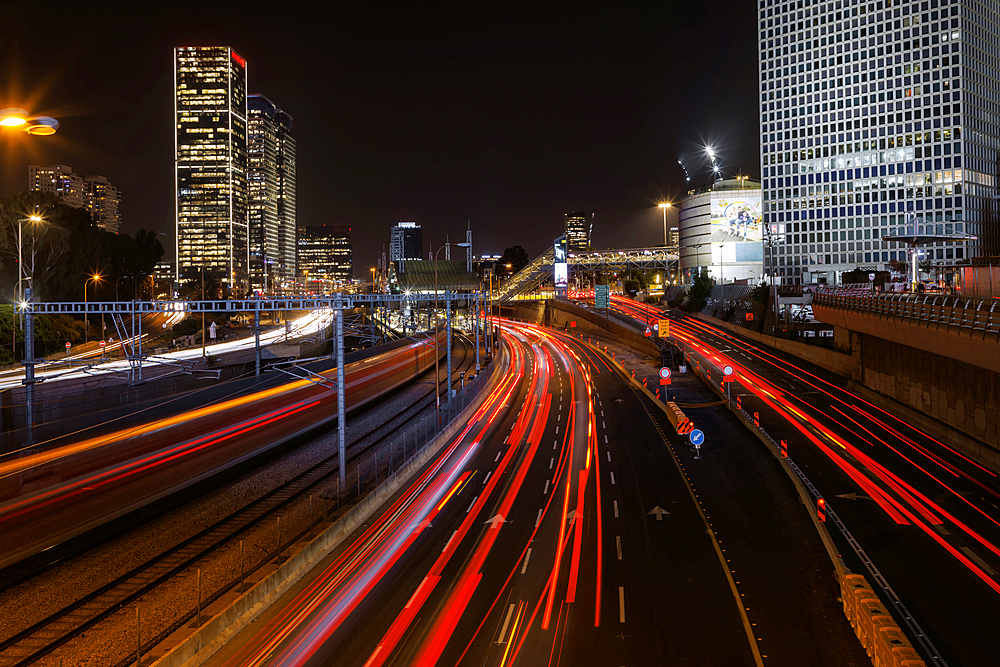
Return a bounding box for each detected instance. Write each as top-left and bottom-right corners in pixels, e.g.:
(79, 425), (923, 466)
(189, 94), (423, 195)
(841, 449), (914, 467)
(813, 289), (1000, 334)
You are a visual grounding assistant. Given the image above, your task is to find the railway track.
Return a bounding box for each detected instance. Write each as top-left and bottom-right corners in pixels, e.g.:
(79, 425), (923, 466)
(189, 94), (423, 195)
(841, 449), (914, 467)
(0, 335), (481, 667)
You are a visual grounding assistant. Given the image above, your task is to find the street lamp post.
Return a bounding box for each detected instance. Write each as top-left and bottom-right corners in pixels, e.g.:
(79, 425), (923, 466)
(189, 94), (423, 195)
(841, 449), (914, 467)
(84, 273), (103, 345)
(434, 242), (470, 427)
(658, 202), (672, 247)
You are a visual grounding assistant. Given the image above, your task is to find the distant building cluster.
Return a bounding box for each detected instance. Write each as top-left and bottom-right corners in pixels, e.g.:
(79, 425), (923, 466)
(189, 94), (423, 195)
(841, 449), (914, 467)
(297, 225), (353, 289)
(28, 165), (121, 234)
(174, 46), (348, 295)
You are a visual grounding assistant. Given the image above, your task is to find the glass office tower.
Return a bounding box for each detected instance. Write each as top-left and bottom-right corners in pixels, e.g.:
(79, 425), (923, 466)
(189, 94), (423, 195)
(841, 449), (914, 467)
(247, 94), (296, 293)
(175, 46), (249, 295)
(758, 0), (1000, 285)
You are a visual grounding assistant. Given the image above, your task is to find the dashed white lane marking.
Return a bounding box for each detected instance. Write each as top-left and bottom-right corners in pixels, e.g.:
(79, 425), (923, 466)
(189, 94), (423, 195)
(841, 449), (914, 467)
(960, 546), (998, 575)
(616, 536), (622, 560)
(467, 496), (478, 513)
(601, 410), (604, 417)
(559, 404), (562, 411)
(495, 451), (502, 462)
(607, 452), (611, 462)
(544, 480), (550, 494)
(932, 523), (951, 536)
(483, 471), (492, 485)
(535, 508), (544, 528)
(521, 548), (533, 575)
(553, 441), (558, 449)
(556, 427), (560, 434)
(610, 472), (616, 485)
(443, 530), (458, 553)
(558, 415), (561, 422)
(549, 458), (555, 469)
(499, 603), (516, 642)
(613, 500), (619, 518)
(604, 435), (608, 444)
(619, 587), (626, 622)
(602, 420), (606, 429)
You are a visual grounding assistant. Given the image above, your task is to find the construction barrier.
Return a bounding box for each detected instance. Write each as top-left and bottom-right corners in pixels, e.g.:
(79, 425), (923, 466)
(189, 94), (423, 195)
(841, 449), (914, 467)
(664, 401), (694, 435)
(840, 573), (926, 667)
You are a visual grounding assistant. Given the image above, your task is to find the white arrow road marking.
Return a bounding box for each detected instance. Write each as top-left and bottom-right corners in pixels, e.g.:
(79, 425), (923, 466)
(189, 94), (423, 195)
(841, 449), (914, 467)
(647, 506), (670, 521)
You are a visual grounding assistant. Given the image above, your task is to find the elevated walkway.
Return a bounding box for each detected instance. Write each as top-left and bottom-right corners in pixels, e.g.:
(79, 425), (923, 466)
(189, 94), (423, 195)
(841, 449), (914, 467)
(498, 246), (678, 302)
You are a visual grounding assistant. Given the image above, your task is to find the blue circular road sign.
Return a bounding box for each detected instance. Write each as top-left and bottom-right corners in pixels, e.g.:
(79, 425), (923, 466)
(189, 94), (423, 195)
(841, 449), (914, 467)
(689, 429), (705, 446)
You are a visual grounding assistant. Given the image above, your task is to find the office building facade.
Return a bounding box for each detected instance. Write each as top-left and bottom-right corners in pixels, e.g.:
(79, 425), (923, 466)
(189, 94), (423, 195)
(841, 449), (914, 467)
(29, 165), (121, 233)
(678, 179), (764, 284)
(565, 211), (589, 252)
(389, 221), (423, 261)
(247, 94), (296, 292)
(174, 46), (249, 295)
(297, 225), (352, 288)
(758, 0), (999, 285)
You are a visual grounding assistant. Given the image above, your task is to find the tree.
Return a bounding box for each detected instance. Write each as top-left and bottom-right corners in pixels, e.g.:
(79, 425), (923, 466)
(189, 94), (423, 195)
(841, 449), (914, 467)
(680, 269), (715, 312)
(497, 245), (530, 276)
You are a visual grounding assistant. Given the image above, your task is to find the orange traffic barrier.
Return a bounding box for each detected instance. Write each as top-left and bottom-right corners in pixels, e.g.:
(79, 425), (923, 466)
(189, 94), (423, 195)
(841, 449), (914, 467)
(642, 377), (647, 388)
(664, 401), (694, 435)
(874, 626), (914, 667)
(817, 497), (827, 522)
(780, 439), (788, 458)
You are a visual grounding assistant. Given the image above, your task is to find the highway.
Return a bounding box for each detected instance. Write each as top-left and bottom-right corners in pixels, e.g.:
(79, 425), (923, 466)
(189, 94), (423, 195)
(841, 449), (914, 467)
(205, 319), (857, 667)
(610, 296), (1000, 667)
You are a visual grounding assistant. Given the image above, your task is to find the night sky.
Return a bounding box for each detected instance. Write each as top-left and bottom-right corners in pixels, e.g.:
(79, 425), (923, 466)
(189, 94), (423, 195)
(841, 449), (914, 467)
(1, 0), (759, 273)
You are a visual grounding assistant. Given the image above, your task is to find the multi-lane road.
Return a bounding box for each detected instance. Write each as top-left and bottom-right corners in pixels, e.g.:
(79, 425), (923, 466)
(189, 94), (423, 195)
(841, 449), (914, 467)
(610, 296), (1000, 667)
(206, 318), (863, 667)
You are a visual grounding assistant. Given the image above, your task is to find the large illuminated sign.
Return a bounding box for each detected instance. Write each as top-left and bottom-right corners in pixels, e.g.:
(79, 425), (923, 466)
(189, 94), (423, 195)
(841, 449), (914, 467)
(554, 235), (568, 289)
(711, 196), (762, 243)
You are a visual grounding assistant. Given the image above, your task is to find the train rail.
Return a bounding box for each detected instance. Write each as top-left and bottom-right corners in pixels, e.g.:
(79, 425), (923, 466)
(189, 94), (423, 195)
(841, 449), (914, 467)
(0, 335), (480, 667)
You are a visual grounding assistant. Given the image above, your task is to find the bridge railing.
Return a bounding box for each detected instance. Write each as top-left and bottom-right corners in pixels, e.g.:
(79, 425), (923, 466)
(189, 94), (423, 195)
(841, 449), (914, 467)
(813, 290), (1000, 333)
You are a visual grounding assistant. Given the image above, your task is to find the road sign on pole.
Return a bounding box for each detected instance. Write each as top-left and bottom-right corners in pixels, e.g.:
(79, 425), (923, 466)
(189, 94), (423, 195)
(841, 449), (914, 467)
(659, 366), (671, 385)
(689, 429), (704, 459)
(595, 285), (610, 309)
(722, 365), (734, 382)
(658, 319), (670, 337)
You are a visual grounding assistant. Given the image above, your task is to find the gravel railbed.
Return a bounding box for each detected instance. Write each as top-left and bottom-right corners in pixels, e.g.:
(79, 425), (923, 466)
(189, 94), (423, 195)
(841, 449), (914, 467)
(0, 354), (465, 667)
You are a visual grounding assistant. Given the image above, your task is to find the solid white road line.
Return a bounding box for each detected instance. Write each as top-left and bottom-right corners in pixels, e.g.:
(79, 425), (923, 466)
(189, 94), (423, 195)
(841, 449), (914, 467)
(521, 548), (533, 574)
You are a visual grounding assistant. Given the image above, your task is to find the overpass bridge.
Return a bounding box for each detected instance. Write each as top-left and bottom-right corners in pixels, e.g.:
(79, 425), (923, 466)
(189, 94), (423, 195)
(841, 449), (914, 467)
(497, 246), (677, 301)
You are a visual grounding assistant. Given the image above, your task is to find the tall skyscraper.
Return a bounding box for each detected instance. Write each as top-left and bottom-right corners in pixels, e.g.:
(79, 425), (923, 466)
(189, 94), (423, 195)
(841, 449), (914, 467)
(565, 211), (589, 251)
(759, 0), (999, 285)
(247, 94), (296, 292)
(389, 222), (423, 262)
(29, 165), (121, 233)
(174, 46), (249, 295)
(297, 225), (353, 288)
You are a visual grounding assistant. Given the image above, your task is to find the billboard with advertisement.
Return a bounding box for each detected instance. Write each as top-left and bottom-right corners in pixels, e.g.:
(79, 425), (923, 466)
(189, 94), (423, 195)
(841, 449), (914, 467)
(711, 195), (762, 243)
(554, 235), (568, 288)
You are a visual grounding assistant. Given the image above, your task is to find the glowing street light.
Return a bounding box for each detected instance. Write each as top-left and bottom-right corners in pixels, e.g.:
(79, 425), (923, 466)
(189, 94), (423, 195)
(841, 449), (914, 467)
(84, 273), (103, 344)
(0, 108), (59, 135)
(658, 202), (672, 247)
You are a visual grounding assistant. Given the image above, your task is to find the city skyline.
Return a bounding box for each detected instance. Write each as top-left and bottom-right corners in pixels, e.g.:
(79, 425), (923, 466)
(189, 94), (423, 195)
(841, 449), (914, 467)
(0, 1), (759, 274)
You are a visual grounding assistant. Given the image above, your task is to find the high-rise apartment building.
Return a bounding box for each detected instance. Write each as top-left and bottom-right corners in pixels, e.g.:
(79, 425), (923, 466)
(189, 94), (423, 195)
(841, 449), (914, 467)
(389, 222), (423, 262)
(297, 225), (353, 288)
(174, 46), (249, 295)
(565, 211), (589, 252)
(29, 165), (121, 233)
(247, 94), (296, 292)
(759, 0), (999, 285)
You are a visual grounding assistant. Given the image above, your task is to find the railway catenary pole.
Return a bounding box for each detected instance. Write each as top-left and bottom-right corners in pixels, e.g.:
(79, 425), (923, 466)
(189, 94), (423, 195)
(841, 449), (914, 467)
(254, 300), (261, 376)
(336, 301), (347, 490)
(24, 287), (35, 447)
(446, 292), (453, 402)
